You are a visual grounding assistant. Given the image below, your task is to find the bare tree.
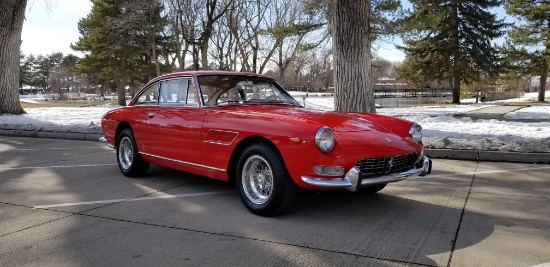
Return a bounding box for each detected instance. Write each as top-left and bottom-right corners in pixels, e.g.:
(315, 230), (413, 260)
(222, 0), (268, 72)
(372, 58), (392, 81)
(209, 1), (239, 70)
(265, 0), (326, 84)
(166, 0), (198, 70)
(166, 0), (232, 70)
(0, 0), (27, 114)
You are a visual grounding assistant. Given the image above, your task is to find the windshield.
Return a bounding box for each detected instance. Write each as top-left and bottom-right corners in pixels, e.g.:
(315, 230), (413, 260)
(197, 75), (299, 106)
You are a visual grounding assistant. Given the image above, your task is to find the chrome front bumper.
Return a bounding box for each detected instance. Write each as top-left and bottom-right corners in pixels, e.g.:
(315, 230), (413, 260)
(301, 156), (432, 192)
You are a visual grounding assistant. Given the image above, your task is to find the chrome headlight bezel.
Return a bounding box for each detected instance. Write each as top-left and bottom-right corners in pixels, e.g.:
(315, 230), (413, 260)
(409, 123), (423, 143)
(315, 126), (335, 153)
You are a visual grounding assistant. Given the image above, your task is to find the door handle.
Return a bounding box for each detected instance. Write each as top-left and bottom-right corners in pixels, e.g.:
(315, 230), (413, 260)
(148, 113), (155, 118)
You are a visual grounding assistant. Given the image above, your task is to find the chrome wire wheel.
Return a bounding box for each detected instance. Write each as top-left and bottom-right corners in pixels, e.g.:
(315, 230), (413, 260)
(116, 128), (149, 177)
(242, 155), (273, 205)
(118, 136), (133, 170)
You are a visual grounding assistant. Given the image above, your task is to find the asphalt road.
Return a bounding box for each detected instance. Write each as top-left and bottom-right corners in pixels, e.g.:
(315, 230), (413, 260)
(1, 136), (549, 267)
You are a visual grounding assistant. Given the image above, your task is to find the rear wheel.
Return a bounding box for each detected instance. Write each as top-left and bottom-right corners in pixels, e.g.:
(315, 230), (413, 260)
(358, 183), (387, 194)
(237, 143), (297, 216)
(116, 128), (149, 177)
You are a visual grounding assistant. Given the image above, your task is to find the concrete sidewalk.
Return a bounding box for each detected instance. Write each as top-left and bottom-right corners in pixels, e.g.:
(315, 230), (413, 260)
(454, 105), (526, 120)
(454, 105), (550, 122)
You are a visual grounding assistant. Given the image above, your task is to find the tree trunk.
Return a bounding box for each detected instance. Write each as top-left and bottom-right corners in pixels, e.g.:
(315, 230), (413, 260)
(181, 42), (188, 71)
(539, 60), (548, 102)
(329, 0), (375, 113)
(201, 40), (209, 70)
(117, 78), (127, 106)
(192, 45), (200, 70)
(451, 2), (461, 104)
(117, 55), (127, 106)
(151, 30), (160, 76)
(452, 69), (461, 103)
(0, 0), (27, 114)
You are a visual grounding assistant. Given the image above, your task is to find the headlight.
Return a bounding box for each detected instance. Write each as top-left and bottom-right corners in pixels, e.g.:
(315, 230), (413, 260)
(409, 123), (423, 143)
(315, 126), (335, 153)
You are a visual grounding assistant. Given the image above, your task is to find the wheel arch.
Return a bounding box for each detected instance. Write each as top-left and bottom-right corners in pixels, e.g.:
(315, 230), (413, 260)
(114, 122), (132, 147)
(227, 136), (285, 185)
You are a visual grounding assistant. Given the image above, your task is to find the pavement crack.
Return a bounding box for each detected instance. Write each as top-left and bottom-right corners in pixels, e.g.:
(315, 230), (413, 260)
(446, 162), (479, 267)
(0, 201), (78, 238)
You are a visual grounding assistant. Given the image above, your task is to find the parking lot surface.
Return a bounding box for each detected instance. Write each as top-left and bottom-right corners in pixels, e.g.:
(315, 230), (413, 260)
(1, 136), (549, 267)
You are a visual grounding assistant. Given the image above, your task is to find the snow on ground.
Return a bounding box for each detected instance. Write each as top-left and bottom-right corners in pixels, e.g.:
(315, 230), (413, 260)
(1, 92), (549, 153)
(295, 91), (550, 153)
(0, 106), (113, 134)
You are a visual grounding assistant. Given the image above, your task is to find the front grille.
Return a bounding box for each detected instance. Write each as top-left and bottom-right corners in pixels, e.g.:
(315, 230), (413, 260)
(355, 153), (419, 176)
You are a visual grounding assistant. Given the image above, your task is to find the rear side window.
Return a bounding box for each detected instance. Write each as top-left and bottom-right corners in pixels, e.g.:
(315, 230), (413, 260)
(159, 78), (198, 107)
(135, 83), (159, 105)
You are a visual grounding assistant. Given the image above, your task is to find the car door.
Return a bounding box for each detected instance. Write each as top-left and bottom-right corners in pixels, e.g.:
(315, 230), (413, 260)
(131, 82), (161, 154)
(145, 77), (205, 165)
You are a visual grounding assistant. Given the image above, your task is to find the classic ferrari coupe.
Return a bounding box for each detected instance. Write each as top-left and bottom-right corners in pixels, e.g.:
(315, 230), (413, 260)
(101, 71), (432, 216)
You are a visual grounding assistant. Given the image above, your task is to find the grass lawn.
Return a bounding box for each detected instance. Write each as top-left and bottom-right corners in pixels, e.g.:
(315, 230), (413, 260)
(21, 100), (115, 108)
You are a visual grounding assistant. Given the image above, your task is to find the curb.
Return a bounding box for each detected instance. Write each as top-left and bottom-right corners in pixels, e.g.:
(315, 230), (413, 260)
(426, 149), (550, 164)
(0, 129), (103, 142)
(1, 129), (548, 164)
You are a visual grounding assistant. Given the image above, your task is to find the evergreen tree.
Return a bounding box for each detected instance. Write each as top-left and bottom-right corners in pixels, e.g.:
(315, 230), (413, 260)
(399, 0), (507, 103)
(505, 1), (549, 102)
(34, 55), (52, 91)
(71, 0), (172, 105)
(19, 53), (32, 90)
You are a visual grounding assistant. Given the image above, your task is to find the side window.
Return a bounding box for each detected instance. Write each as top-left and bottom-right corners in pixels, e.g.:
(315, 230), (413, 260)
(159, 78), (188, 105)
(135, 83), (159, 105)
(158, 78), (198, 107)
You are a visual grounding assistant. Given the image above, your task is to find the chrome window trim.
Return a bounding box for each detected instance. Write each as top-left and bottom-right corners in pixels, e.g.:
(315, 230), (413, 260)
(140, 152), (226, 172)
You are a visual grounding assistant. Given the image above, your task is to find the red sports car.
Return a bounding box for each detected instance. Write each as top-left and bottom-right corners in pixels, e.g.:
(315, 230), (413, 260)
(101, 71), (432, 216)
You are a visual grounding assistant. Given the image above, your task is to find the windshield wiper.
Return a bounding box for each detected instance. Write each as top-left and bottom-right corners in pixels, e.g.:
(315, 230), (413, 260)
(261, 99), (287, 104)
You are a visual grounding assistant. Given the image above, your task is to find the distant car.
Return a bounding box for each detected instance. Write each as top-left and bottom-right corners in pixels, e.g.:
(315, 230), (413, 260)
(101, 71), (432, 216)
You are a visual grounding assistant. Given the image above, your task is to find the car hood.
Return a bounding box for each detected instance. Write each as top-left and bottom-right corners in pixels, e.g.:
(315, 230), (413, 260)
(212, 105), (420, 155)
(226, 105), (404, 134)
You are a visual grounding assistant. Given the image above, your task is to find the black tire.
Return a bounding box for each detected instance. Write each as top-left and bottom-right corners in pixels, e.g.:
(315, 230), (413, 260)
(236, 143), (297, 216)
(358, 183), (387, 194)
(116, 128), (150, 177)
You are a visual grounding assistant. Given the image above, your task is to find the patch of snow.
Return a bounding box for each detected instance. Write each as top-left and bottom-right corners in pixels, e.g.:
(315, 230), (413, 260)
(504, 105), (550, 120)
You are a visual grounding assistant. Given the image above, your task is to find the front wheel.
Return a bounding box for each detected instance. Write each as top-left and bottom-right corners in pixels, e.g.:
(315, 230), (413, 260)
(116, 128), (150, 177)
(236, 143), (297, 216)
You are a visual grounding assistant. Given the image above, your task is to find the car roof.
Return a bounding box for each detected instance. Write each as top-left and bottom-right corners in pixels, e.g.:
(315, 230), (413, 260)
(148, 71), (272, 85)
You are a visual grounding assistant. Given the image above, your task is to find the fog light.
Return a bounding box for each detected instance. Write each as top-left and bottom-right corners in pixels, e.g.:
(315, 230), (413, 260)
(314, 166), (345, 176)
